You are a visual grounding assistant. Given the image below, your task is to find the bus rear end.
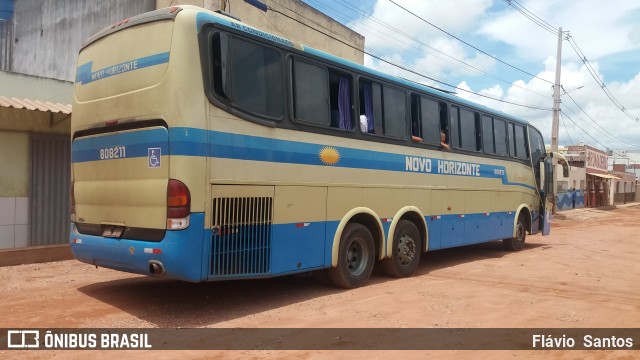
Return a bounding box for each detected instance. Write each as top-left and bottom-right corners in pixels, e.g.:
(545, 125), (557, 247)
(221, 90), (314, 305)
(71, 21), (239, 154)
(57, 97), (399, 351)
(70, 7), (208, 282)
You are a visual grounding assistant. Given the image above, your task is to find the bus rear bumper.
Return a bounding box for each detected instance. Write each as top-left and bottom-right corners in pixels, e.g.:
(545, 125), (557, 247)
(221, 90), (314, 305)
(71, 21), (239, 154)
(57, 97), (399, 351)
(69, 213), (207, 282)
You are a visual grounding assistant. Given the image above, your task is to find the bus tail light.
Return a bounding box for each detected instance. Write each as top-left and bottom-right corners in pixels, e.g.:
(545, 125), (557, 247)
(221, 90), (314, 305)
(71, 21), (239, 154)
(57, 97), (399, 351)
(167, 179), (190, 230)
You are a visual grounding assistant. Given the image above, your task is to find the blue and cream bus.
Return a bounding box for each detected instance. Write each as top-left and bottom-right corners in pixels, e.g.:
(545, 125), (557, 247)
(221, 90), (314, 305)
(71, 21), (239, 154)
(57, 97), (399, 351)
(70, 6), (568, 288)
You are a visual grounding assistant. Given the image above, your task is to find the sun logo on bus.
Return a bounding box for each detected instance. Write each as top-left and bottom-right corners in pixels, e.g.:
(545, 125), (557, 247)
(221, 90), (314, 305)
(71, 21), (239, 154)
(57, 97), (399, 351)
(319, 146), (340, 165)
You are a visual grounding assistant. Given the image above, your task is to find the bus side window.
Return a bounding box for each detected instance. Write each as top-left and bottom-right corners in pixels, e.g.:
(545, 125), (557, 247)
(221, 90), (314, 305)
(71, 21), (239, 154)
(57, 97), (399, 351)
(212, 33), (230, 100)
(508, 122), (516, 157)
(359, 80), (382, 134)
(329, 71), (352, 130)
(382, 86), (406, 138)
(494, 118), (508, 156)
(450, 105), (460, 148)
(411, 95), (440, 144)
(453, 106), (478, 151)
(482, 115), (495, 154)
(513, 123), (529, 159)
(214, 34), (283, 118)
(292, 59), (331, 126)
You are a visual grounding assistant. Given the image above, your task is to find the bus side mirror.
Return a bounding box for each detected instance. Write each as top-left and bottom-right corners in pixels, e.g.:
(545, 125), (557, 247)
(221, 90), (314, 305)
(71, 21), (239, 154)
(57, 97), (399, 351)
(549, 152), (570, 178)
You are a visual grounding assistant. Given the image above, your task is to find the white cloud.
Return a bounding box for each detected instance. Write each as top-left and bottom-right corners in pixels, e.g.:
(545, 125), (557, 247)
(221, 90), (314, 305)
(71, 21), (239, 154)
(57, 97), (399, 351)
(352, 0), (640, 150)
(350, 0), (492, 51)
(478, 0), (640, 61)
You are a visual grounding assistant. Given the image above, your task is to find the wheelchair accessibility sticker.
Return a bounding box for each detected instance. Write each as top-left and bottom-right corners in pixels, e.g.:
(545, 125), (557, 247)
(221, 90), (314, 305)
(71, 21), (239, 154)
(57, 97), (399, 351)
(148, 148), (161, 168)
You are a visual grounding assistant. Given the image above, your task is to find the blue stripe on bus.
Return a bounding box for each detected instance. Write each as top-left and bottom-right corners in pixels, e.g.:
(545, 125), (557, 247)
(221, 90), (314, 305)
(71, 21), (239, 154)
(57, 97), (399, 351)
(75, 52), (170, 85)
(71, 211), (518, 282)
(72, 127), (536, 190)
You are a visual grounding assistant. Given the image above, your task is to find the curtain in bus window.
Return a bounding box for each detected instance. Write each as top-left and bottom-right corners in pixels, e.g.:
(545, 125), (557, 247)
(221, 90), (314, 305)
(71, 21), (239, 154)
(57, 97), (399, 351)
(363, 81), (374, 133)
(293, 60), (329, 125)
(338, 76), (352, 130)
(372, 83), (383, 134)
(231, 38), (282, 118)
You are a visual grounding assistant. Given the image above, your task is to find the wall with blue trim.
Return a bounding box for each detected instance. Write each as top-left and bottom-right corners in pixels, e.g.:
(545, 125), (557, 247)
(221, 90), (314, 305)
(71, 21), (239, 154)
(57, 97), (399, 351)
(557, 190), (584, 210)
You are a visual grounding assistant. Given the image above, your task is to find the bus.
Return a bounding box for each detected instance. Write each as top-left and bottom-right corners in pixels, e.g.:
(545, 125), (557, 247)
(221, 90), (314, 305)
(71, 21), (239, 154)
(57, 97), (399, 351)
(70, 6), (568, 288)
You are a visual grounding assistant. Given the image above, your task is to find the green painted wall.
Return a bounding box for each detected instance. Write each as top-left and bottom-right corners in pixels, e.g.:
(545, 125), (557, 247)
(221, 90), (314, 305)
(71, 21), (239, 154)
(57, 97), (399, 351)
(0, 131), (29, 197)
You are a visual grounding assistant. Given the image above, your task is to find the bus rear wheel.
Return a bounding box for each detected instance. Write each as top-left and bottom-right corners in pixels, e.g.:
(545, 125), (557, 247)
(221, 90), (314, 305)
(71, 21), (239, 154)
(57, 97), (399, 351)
(504, 213), (527, 251)
(382, 220), (421, 278)
(327, 223), (375, 289)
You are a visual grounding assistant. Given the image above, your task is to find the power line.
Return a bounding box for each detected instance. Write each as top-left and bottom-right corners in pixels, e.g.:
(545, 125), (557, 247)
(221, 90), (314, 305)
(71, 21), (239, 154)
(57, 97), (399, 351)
(268, 2), (552, 111)
(504, 0), (558, 35)
(313, 0), (550, 99)
(387, 0), (554, 85)
(559, 112), (574, 145)
(566, 35), (640, 123)
(561, 86), (639, 148)
(560, 110), (609, 150)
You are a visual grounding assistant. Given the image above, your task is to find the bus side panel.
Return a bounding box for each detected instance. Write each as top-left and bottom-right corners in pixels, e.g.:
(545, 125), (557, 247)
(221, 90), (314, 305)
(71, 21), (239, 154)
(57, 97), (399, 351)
(464, 191), (494, 244)
(432, 190), (466, 247)
(426, 216), (443, 250)
(271, 186), (327, 274)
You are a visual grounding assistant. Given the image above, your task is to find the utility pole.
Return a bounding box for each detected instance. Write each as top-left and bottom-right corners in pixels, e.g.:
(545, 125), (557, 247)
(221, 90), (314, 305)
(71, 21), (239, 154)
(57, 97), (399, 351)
(551, 27), (563, 213)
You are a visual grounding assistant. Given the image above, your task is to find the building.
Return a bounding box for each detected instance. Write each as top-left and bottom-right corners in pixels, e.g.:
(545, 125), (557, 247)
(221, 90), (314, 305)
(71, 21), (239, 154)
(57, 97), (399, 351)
(0, 0), (364, 249)
(611, 164), (637, 204)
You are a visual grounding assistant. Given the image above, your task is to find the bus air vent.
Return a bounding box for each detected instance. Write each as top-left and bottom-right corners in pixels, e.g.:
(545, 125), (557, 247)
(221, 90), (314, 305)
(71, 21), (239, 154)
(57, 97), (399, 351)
(210, 197), (272, 277)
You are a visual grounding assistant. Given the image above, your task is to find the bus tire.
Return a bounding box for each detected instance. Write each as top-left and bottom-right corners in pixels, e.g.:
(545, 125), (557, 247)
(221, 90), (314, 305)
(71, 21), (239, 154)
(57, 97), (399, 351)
(327, 223), (375, 289)
(382, 220), (421, 278)
(504, 213), (527, 251)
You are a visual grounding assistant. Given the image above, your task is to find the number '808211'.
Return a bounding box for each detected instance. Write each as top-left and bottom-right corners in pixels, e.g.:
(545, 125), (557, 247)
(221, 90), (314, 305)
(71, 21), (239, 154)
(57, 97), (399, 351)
(99, 146), (126, 160)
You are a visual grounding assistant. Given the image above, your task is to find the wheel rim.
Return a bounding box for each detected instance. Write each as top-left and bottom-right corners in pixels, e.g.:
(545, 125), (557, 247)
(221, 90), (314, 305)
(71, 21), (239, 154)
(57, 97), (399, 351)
(345, 237), (369, 276)
(515, 223), (525, 244)
(397, 233), (416, 265)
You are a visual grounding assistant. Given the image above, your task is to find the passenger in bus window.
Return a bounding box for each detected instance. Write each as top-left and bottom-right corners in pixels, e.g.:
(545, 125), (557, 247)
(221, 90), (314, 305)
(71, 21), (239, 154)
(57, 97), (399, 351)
(359, 114), (368, 133)
(440, 131), (450, 150)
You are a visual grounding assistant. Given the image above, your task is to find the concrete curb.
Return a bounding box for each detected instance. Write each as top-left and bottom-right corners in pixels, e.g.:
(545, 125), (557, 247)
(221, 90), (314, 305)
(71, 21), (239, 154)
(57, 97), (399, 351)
(0, 244), (74, 267)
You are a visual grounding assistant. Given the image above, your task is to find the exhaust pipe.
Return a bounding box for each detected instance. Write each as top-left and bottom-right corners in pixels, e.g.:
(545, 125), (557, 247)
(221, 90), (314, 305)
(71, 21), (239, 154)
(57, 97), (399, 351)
(148, 260), (165, 276)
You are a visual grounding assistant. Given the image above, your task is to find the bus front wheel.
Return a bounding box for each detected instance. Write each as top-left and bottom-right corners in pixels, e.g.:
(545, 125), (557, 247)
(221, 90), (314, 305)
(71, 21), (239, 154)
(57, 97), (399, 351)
(504, 213), (527, 251)
(327, 223), (375, 289)
(382, 220), (421, 278)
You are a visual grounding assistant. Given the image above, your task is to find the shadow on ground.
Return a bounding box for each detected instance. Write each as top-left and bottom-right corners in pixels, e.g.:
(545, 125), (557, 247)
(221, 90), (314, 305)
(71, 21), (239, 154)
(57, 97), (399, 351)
(77, 240), (540, 327)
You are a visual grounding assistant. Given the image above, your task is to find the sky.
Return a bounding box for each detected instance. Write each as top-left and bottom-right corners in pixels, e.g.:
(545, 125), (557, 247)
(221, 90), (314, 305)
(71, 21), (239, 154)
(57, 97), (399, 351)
(301, 0), (640, 153)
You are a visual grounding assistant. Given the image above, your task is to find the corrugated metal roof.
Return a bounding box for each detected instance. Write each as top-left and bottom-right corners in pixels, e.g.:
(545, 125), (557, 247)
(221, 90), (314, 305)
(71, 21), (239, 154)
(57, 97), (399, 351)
(0, 95), (72, 114)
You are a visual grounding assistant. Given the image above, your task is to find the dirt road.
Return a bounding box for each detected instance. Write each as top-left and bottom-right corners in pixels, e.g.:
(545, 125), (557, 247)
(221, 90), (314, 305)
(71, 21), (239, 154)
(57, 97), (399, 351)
(1, 205), (639, 359)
